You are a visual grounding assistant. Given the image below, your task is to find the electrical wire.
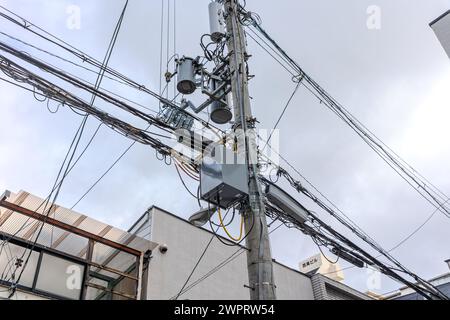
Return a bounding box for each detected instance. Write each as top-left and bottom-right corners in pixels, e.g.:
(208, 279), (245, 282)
(159, 0), (165, 109)
(243, 13), (450, 296)
(2, 1), (130, 292)
(172, 222), (284, 299)
(322, 198), (450, 276)
(261, 80), (301, 153)
(0, 5), (226, 137)
(267, 171), (449, 300)
(69, 93), (185, 211)
(5, 116), (89, 293)
(264, 198), (446, 300)
(242, 6), (450, 220)
(259, 128), (448, 300)
(173, 207), (234, 301)
(0, 31), (145, 93)
(174, 163), (198, 200)
(0, 52), (185, 156)
(218, 207), (244, 242)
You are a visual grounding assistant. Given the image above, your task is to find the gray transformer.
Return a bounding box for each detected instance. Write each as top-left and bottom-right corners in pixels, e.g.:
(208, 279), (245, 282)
(209, 79), (232, 124)
(177, 57), (197, 95)
(200, 146), (249, 209)
(210, 100), (232, 124)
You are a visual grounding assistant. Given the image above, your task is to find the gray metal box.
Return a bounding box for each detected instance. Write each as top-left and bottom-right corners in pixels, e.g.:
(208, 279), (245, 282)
(200, 146), (249, 208)
(430, 10), (450, 58)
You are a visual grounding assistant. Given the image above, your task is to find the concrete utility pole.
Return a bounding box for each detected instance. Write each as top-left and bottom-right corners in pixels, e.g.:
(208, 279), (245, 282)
(223, 0), (276, 300)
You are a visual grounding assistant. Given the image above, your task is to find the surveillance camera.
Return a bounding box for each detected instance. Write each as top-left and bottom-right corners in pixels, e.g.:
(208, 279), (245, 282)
(159, 244), (168, 254)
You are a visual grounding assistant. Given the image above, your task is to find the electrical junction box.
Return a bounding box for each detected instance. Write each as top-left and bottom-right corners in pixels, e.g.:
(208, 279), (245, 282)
(200, 145), (249, 209)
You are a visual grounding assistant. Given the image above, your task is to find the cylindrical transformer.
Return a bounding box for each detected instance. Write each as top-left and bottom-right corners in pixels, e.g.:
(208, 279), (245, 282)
(210, 100), (232, 124)
(209, 79), (232, 124)
(209, 1), (225, 43)
(177, 57), (197, 95)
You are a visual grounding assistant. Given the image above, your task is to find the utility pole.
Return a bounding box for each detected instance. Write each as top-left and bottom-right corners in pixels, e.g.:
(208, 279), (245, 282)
(224, 0), (276, 300)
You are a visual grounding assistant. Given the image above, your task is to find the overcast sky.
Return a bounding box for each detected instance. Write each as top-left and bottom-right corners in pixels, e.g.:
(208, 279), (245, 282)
(0, 0), (449, 295)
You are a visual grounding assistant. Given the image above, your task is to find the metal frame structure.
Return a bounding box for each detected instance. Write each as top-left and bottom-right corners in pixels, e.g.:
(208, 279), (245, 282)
(0, 198), (148, 300)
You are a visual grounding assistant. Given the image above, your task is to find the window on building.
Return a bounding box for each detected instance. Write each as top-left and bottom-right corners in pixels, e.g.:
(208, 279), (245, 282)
(34, 253), (85, 300)
(0, 242), (40, 288)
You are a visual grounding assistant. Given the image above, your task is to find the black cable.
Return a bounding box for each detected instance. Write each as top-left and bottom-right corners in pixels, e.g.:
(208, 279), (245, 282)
(0, 31), (161, 115)
(0, 6), (225, 136)
(0, 58), (189, 163)
(0, 43), (168, 131)
(311, 236), (340, 265)
(173, 198), (256, 300)
(271, 171), (448, 300)
(174, 163), (198, 200)
(0, 52), (179, 151)
(68, 93), (184, 211)
(247, 23), (450, 296)
(173, 206), (235, 301)
(210, 207), (236, 228)
(324, 198), (450, 276)
(261, 80), (301, 153)
(266, 201), (442, 300)
(0, 31), (137, 89)
(71, 142), (134, 210)
(245, 10), (450, 219)
(173, 230), (215, 300)
(5, 0), (130, 293)
(242, 2), (450, 218)
(7, 116), (89, 293)
(0, 81), (103, 247)
(173, 222), (284, 299)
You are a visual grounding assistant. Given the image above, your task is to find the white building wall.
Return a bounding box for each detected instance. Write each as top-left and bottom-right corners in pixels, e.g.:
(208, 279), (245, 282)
(273, 263), (314, 300)
(431, 11), (450, 58)
(138, 207), (314, 300)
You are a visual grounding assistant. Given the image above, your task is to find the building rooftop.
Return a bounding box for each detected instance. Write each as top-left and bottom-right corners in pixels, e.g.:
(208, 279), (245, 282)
(0, 190), (157, 300)
(430, 10), (450, 27)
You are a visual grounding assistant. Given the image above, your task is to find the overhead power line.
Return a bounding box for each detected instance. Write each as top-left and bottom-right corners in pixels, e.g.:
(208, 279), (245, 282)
(271, 169), (448, 300)
(323, 198), (450, 276)
(3, 0), (131, 295)
(259, 130), (447, 285)
(172, 222), (284, 300)
(261, 180), (448, 300)
(0, 52), (195, 164)
(0, 4), (225, 137)
(69, 94), (184, 211)
(0, 1), (446, 301)
(261, 80), (301, 153)
(239, 3), (450, 297)
(241, 5), (450, 220)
